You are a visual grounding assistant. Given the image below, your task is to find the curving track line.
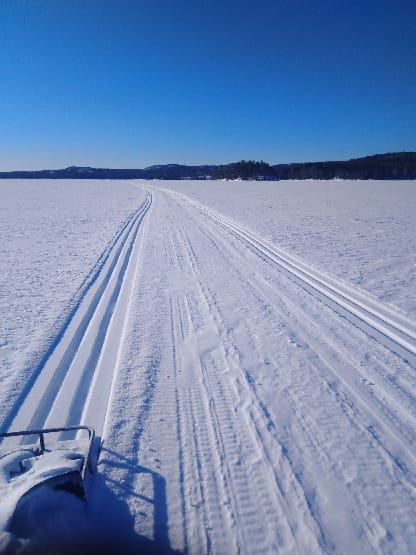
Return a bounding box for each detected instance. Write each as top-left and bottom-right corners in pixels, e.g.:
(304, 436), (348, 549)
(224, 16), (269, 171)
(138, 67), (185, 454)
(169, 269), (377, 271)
(6, 192), (152, 440)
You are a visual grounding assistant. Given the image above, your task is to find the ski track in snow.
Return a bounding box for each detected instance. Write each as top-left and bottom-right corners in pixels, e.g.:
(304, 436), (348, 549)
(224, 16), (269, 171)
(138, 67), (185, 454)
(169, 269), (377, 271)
(5, 191), (152, 443)
(98, 183), (416, 554)
(156, 188), (415, 551)
(1, 180), (416, 554)
(163, 188), (416, 364)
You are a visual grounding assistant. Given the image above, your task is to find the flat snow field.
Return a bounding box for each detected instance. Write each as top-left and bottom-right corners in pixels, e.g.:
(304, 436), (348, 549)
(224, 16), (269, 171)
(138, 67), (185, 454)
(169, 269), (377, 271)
(0, 179), (416, 554)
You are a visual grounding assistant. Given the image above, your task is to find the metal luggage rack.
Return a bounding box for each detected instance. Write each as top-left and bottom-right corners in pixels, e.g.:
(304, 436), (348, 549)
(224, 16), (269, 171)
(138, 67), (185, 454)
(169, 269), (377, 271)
(0, 425), (95, 479)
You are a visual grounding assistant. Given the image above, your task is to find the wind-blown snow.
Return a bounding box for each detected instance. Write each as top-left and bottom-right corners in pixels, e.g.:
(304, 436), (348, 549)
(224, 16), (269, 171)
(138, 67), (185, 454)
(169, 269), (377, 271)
(0, 178), (415, 554)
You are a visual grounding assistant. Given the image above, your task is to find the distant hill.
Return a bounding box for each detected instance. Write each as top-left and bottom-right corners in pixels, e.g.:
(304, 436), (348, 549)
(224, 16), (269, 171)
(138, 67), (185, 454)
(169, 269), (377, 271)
(272, 152), (416, 180)
(0, 152), (415, 180)
(0, 164), (216, 180)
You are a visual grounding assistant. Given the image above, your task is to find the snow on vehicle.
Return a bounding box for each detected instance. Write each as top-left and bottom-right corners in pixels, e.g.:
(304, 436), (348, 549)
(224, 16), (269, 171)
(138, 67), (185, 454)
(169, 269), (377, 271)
(0, 425), (95, 544)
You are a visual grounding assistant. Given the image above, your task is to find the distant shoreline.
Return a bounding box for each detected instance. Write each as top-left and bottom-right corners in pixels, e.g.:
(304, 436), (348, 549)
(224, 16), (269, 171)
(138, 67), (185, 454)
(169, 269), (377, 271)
(1, 152), (415, 180)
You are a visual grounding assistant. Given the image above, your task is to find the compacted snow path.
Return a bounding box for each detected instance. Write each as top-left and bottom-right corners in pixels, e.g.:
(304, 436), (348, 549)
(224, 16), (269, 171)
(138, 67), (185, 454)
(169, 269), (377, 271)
(2, 181), (416, 554)
(96, 184), (416, 554)
(5, 191), (152, 442)
(164, 188), (416, 364)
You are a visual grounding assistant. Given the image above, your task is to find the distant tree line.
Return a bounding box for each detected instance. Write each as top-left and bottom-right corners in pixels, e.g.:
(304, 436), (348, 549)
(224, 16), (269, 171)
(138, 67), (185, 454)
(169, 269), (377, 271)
(0, 152), (415, 180)
(212, 160), (276, 180)
(272, 152), (416, 180)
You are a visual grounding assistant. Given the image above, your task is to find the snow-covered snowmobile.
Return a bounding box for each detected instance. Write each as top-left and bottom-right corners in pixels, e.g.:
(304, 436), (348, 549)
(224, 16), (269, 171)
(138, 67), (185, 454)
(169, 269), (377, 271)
(0, 425), (95, 545)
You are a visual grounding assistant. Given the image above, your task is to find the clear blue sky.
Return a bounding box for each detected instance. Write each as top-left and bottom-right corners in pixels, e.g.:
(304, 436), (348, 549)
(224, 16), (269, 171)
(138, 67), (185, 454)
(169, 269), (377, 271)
(1, 0), (415, 170)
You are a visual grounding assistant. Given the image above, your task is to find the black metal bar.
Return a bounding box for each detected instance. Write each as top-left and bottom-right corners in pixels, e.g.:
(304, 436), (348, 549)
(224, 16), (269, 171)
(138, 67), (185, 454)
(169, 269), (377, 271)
(0, 425), (94, 440)
(39, 432), (45, 454)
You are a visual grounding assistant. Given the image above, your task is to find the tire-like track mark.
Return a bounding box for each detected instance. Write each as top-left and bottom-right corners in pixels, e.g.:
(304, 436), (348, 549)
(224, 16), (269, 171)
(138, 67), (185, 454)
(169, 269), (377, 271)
(169, 230), (236, 554)
(164, 189), (416, 365)
(193, 208), (416, 459)
(160, 188), (416, 552)
(163, 190), (416, 464)
(176, 225), (328, 553)
(167, 221), (325, 554)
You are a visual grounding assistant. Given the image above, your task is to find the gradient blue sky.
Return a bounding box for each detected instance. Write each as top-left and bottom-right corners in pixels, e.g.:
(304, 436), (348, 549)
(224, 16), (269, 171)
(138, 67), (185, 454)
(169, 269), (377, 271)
(1, 0), (415, 170)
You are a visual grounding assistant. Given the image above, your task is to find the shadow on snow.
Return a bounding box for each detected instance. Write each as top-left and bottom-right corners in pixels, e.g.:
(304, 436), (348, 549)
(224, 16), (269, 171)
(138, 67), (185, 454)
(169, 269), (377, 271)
(1, 446), (180, 555)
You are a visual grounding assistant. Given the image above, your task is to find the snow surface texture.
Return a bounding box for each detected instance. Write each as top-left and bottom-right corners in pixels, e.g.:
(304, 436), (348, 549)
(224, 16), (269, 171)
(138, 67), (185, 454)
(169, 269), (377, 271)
(0, 180), (146, 428)
(0, 179), (415, 554)
(162, 179), (416, 318)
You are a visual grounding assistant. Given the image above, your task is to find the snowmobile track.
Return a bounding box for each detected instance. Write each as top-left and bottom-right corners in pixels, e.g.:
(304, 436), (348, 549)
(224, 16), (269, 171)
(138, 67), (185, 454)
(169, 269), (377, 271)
(165, 221), (326, 553)
(163, 189), (416, 366)
(162, 189), (416, 467)
(156, 187), (416, 552)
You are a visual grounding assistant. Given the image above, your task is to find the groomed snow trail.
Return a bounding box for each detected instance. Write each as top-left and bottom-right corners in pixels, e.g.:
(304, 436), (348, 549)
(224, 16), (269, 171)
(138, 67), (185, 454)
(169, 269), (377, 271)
(99, 184), (416, 554)
(5, 191), (152, 442)
(3, 181), (416, 554)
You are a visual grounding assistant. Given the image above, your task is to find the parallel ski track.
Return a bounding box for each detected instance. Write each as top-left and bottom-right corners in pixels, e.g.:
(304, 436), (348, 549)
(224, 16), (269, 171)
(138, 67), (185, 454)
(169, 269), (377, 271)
(162, 189), (416, 366)
(162, 190), (416, 468)
(6, 192), (152, 438)
(179, 209), (416, 542)
(160, 190), (416, 551)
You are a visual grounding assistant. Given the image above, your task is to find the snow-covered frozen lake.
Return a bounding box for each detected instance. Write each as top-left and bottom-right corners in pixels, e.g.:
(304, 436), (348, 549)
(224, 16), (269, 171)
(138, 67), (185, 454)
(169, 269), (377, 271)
(1, 178), (415, 554)
(162, 179), (416, 317)
(0, 180), (146, 425)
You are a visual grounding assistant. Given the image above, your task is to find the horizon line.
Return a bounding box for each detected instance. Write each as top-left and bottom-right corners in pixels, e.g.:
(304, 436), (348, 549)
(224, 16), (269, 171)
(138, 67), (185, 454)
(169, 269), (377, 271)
(1, 150), (415, 173)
